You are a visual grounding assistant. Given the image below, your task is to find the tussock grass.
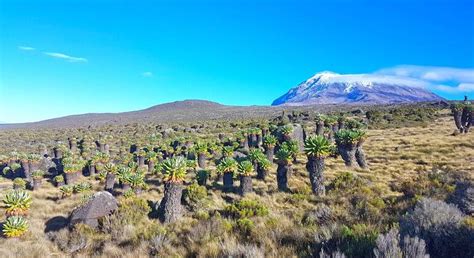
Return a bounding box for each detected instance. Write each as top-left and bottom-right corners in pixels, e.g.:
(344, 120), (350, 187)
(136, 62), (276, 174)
(0, 115), (472, 257)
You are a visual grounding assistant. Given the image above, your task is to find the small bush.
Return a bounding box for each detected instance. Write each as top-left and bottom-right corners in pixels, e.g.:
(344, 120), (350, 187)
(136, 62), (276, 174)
(218, 239), (264, 258)
(373, 229), (402, 258)
(302, 203), (333, 226)
(101, 196), (152, 243)
(329, 172), (363, 192)
(448, 181), (473, 215)
(402, 235), (429, 258)
(236, 218), (254, 234)
(400, 198), (470, 258)
(224, 199), (269, 219)
(13, 178), (26, 190)
(183, 182), (208, 210)
(339, 224), (379, 258)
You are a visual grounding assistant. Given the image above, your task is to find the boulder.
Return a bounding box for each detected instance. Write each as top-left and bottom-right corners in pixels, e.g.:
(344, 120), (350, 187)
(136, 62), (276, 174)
(69, 191), (118, 228)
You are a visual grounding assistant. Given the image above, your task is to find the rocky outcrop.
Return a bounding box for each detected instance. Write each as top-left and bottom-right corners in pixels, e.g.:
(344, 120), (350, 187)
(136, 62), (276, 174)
(69, 191), (118, 228)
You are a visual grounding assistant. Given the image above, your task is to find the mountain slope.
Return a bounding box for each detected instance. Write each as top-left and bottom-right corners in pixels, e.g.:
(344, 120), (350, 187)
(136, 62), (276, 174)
(272, 71), (444, 106)
(0, 100), (284, 129)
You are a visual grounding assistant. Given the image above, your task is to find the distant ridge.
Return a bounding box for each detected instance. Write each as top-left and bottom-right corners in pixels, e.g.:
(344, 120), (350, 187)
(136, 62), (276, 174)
(142, 100), (224, 112)
(0, 99), (281, 129)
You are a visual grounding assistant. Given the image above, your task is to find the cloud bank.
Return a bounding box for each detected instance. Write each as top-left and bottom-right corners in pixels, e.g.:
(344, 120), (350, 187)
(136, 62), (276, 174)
(376, 65), (474, 93)
(43, 52), (88, 63)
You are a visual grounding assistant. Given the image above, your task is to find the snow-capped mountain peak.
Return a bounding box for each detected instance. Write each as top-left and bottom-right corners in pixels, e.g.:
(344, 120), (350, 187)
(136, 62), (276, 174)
(272, 71), (444, 106)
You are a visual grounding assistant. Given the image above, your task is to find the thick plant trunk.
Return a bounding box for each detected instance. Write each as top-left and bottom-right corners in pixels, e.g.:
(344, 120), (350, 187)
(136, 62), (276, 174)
(338, 144), (357, 167)
(257, 164), (268, 181)
(138, 156), (145, 166)
(453, 110), (464, 133)
(197, 173), (208, 186)
(28, 161), (40, 172)
(355, 142), (368, 169)
(105, 173), (116, 191)
(461, 108), (472, 133)
(198, 153), (206, 169)
(327, 130), (334, 142)
(98, 142), (105, 152)
(214, 173), (223, 184)
(32, 178), (42, 191)
(240, 176), (253, 196)
(21, 160), (30, 180)
(69, 140), (77, 152)
(316, 122), (325, 136)
(148, 161), (155, 173)
(331, 124), (339, 135)
(158, 182), (183, 223)
(243, 138), (249, 150)
(64, 172), (79, 185)
(265, 147), (274, 164)
(89, 165), (96, 176)
(306, 156), (325, 196)
(277, 163), (290, 191)
(257, 134), (263, 147)
(223, 172), (234, 191)
(54, 148), (63, 159)
(338, 120), (345, 130)
(248, 134), (256, 147)
(252, 161), (259, 174)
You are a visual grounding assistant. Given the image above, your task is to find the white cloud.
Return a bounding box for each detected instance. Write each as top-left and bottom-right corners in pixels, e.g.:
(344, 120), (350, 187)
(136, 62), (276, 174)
(436, 83), (474, 93)
(142, 71), (153, 77)
(377, 65), (474, 83)
(376, 65), (474, 93)
(18, 46), (35, 51)
(43, 52), (88, 63)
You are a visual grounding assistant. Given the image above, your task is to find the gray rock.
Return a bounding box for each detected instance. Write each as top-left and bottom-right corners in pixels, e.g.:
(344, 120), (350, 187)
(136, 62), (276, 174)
(69, 191), (118, 228)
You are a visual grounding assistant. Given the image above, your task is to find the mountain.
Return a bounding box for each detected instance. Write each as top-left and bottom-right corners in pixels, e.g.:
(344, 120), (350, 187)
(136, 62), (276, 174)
(0, 100), (286, 129)
(272, 71), (444, 106)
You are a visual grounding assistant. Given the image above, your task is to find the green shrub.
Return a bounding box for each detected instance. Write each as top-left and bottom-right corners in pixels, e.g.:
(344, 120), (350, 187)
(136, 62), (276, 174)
(13, 178), (26, 190)
(184, 183), (209, 210)
(329, 172), (363, 191)
(59, 185), (73, 198)
(236, 218), (254, 234)
(73, 182), (92, 193)
(54, 175), (64, 183)
(224, 199), (269, 219)
(339, 224), (379, 258)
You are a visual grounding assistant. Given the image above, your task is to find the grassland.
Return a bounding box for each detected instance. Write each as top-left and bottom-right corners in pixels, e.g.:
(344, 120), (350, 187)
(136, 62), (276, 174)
(0, 107), (472, 257)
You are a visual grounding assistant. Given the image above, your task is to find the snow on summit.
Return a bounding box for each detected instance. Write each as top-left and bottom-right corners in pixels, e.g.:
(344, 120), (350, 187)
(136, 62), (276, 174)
(272, 71), (444, 106)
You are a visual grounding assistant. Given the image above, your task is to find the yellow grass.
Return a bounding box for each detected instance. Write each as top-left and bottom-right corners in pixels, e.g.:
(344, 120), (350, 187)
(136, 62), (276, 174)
(0, 116), (473, 256)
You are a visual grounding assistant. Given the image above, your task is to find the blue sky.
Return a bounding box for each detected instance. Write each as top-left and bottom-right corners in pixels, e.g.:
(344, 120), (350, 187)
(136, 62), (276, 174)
(0, 0), (473, 123)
